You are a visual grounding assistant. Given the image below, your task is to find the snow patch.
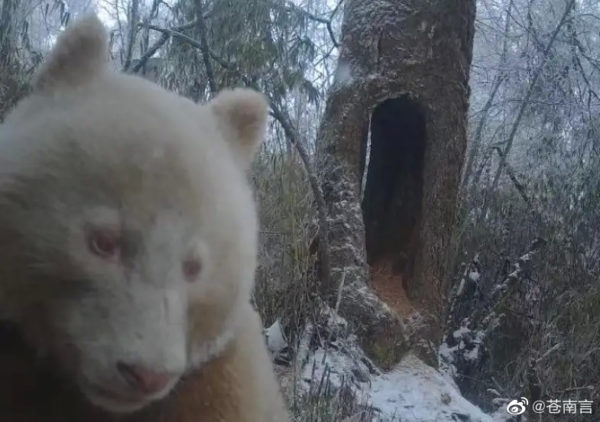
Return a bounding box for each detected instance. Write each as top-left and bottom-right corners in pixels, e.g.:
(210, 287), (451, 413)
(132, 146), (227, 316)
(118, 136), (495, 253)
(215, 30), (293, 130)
(265, 319), (288, 354)
(453, 326), (471, 339)
(469, 270), (480, 282)
(334, 61), (353, 86)
(297, 310), (499, 421)
(368, 354), (494, 422)
(490, 406), (516, 422)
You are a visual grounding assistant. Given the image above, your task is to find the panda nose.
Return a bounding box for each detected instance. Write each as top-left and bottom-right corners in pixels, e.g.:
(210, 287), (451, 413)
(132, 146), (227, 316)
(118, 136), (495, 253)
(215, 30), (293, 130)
(116, 362), (174, 395)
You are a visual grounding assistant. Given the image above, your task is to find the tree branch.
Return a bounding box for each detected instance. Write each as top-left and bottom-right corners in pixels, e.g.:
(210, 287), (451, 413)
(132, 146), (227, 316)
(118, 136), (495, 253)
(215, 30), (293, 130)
(492, 147), (533, 209)
(269, 0), (340, 48)
(194, 0), (217, 96)
(132, 20), (199, 73)
(145, 24), (204, 48)
(481, 0), (575, 219)
(122, 0), (140, 72)
(132, 31), (168, 73)
(207, 50), (253, 85)
(461, 0), (512, 193)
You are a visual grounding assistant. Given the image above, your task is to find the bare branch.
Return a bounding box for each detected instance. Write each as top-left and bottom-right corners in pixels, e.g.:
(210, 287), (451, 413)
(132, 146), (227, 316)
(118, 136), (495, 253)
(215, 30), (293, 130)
(132, 31), (168, 73)
(145, 24), (203, 48)
(461, 0), (513, 193)
(492, 147), (533, 210)
(132, 20), (200, 74)
(269, 0), (340, 48)
(481, 0), (576, 219)
(194, 0), (217, 96)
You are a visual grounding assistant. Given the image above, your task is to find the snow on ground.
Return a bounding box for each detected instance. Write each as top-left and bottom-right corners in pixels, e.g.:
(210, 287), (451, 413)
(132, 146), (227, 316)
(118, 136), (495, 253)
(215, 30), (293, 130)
(300, 347), (501, 421)
(298, 330), (503, 421)
(294, 310), (508, 421)
(366, 353), (494, 421)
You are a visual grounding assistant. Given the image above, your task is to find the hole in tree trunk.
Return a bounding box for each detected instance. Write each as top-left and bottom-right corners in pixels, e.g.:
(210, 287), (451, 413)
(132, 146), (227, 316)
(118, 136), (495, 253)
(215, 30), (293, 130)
(361, 97), (426, 304)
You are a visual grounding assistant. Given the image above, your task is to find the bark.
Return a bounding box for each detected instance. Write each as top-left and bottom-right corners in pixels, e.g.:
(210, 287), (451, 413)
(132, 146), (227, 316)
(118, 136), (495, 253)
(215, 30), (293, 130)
(134, 0), (161, 76)
(122, 0), (140, 72)
(315, 0), (476, 352)
(194, 0), (217, 97)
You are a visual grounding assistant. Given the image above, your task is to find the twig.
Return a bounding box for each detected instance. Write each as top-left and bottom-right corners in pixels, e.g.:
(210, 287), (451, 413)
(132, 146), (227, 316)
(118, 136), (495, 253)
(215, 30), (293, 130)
(321, 269), (346, 365)
(481, 0), (576, 219)
(492, 146), (533, 210)
(536, 342), (562, 363)
(132, 19), (199, 73)
(461, 0), (513, 193)
(269, 0), (340, 47)
(145, 24), (203, 49)
(334, 268), (346, 316)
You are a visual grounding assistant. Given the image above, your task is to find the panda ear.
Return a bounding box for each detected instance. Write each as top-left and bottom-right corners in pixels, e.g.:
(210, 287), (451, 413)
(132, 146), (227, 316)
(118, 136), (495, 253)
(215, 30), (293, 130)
(209, 88), (268, 169)
(33, 14), (109, 92)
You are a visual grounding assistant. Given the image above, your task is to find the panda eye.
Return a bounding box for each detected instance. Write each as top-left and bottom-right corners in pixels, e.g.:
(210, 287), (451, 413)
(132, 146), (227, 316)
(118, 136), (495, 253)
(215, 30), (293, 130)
(88, 229), (121, 259)
(182, 258), (202, 282)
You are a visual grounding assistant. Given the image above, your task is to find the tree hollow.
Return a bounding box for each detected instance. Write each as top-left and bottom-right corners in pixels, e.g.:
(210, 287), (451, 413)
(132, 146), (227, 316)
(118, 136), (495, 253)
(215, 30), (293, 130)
(361, 97), (426, 287)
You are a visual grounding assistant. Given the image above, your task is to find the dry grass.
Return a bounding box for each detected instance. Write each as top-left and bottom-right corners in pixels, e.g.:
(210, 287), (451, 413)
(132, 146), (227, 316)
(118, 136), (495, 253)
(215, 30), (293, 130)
(452, 185), (600, 418)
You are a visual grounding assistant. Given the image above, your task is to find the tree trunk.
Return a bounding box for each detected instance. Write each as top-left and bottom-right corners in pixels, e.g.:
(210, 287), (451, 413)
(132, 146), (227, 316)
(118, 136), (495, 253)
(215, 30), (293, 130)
(316, 0), (476, 351)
